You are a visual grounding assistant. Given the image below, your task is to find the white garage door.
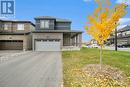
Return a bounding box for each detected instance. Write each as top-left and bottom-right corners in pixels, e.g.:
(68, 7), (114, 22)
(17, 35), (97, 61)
(35, 40), (61, 51)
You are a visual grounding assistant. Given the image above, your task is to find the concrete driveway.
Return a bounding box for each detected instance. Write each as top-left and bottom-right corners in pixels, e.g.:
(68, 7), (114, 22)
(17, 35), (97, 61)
(0, 51), (62, 87)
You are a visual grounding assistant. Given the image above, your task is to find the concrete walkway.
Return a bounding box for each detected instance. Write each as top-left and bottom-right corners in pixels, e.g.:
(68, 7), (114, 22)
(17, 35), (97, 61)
(104, 46), (130, 52)
(0, 51), (62, 87)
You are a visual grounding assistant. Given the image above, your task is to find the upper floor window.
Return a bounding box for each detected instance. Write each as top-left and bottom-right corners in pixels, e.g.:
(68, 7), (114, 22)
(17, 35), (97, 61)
(4, 24), (8, 30)
(17, 24), (24, 30)
(122, 32), (127, 36)
(40, 20), (49, 29)
(126, 31), (130, 35)
(117, 32), (121, 36)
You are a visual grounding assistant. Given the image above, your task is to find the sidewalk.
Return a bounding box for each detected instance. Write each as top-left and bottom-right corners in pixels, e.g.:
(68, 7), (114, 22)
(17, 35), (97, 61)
(103, 46), (130, 52)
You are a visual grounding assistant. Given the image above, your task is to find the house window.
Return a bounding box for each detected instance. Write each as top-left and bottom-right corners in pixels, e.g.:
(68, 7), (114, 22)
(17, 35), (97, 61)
(40, 20), (49, 29)
(117, 32), (121, 36)
(122, 32), (127, 36)
(17, 24), (24, 30)
(4, 24), (8, 30)
(126, 31), (130, 35)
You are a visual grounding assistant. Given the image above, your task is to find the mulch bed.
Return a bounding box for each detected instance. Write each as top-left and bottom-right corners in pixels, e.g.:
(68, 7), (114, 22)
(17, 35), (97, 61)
(83, 64), (129, 85)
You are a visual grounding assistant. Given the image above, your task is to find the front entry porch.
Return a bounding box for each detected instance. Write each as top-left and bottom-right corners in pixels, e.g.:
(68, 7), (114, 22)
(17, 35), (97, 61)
(62, 32), (82, 51)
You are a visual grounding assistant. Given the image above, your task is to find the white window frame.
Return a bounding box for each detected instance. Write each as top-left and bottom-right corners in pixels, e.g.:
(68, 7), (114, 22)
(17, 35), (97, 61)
(4, 24), (8, 30)
(17, 24), (24, 30)
(40, 20), (49, 29)
(126, 31), (130, 35)
(122, 32), (126, 36)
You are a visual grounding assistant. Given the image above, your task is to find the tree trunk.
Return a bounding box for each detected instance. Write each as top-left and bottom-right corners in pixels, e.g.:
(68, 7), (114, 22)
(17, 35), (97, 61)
(100, 45), (102, 70)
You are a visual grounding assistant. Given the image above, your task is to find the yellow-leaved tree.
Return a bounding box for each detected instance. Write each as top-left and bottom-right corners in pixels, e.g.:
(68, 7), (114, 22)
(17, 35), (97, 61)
(85, 0), (128, 69)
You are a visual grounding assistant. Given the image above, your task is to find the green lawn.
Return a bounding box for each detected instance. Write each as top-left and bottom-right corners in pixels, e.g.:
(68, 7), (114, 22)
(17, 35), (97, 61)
(62, 48), (130, 86)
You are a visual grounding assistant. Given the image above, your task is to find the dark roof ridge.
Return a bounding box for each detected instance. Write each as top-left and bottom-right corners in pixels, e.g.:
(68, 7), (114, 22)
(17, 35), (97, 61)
(34, 16), (71, 22)
(0, 19), (35, 26)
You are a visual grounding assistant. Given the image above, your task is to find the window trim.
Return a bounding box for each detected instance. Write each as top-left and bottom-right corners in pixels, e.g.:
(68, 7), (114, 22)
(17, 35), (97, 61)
(40, 20), (49, 29)
(4, 24), (8, 30)
(17, 24), (24, 30)
(126, 31), (130, 35)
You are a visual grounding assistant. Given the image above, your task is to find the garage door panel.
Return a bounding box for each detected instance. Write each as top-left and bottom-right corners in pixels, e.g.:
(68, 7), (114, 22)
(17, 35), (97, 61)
(35, 40), (61, 51)
(0, 40), (23, 50)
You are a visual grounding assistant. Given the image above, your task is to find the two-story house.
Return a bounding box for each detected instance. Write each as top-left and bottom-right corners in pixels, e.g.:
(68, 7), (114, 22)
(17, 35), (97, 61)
(0, 20), (35, 50)
(107, 25), (130, 46)
(0, 16), (82, 51)
(32, 16), (82, 51)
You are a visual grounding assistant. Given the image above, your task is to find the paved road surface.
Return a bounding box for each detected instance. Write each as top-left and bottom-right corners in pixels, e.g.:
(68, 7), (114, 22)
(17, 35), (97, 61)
(0, 51), (62, 87)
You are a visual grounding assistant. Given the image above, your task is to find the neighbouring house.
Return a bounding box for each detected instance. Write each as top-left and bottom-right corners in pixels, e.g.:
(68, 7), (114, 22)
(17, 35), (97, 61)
(88, 39), (99, 48)
(107, 25), (130, 46)
(90, 39), (98, 45)
(0, 16), (82, 51)
(32, 16), (82, 51)
(0, 20), (35, 50)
